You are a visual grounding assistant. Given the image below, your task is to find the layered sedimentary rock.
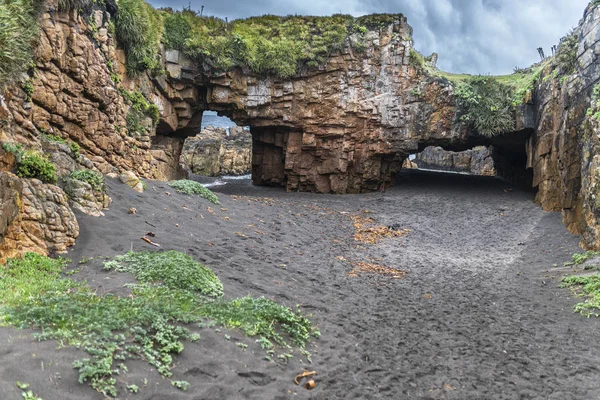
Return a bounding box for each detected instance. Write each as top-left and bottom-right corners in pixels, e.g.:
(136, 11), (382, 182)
(3, 0), (600, 255)
(180, 126), (252, 176)
(415, 146), (496, 176)
(526, 3), (600, 245)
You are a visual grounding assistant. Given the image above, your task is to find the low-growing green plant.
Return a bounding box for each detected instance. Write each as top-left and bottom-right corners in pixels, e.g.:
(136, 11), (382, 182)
(561, 274), (600, 316)
(103, 250), (224, 298)
(565, 251), (600, 267)
(70, 169), (104, 191)
(168, 180), (220, 204)
(2, 142), (25, 158)
(69, 141), (81, 158)
(0, 251), (317, 396)
(198, 296), (314, 347)
(15, 151), (57, 183)
(171, 380), (190, 391)
(16, 382), (43, 400)
(409, 49), (424, 70)
(555, 30), (579, 75)
(21, 79), (34, 101)
(42, 134), (66, 144)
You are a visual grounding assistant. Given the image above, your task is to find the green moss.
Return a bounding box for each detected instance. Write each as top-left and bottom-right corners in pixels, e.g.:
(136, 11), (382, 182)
(168, 180), (219, 204)
(70, 169), (104, 191)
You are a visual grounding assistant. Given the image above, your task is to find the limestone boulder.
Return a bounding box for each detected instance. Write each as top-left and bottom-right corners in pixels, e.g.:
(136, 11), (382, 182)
(63, 177), (111, 217)
(119, 170), (144, 192)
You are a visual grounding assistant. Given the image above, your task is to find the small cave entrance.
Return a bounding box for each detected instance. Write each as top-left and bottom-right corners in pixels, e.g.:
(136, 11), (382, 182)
(406, 146), (496, 176)
(398, 129), (535, 190)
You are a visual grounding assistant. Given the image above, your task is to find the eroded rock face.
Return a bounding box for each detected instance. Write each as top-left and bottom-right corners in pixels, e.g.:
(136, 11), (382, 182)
(180, 126), (251, 176)
(63, 178), (111, 217)
(0, 175), (79, 261)
(415, 146), (496, 176)
(1, 2), (185, 182)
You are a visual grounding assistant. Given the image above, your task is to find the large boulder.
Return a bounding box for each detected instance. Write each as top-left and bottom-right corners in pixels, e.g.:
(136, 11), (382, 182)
(180, 126), (252, 176)
(63, 177), (111, 217)
(414, 146), (496, 176)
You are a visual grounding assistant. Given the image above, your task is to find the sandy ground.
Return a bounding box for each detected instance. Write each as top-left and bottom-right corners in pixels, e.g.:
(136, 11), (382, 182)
(2, 169), (600, 399)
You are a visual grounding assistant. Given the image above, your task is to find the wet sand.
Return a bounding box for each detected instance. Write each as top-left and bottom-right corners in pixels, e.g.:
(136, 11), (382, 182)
(1, 169), (600, 399)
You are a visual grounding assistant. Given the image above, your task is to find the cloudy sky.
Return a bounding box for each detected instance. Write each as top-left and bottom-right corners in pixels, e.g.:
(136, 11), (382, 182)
(148, 0), (590, 75)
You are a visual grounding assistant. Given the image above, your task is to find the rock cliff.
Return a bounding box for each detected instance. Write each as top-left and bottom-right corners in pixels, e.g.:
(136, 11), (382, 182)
(2, 0), (600, 257)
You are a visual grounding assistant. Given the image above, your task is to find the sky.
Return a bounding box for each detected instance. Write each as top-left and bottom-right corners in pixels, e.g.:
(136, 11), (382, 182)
(148, 0), (590, 75)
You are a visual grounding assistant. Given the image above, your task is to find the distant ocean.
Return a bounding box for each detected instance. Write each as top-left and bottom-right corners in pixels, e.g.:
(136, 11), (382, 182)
(201, 111), (239, 131)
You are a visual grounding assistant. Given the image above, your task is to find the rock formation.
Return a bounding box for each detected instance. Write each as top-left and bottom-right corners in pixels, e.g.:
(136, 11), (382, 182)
(180, 126), (252, 176)
(2, 0), (600, 256)
(415, 146), (496, 176)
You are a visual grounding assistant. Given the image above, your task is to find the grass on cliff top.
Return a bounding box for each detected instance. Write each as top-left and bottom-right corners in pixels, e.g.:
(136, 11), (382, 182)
(1, 252), (318, 397)
(164, 11), (405, 78)
(0, 0), (43, 89)
(168, 179), (219, 204)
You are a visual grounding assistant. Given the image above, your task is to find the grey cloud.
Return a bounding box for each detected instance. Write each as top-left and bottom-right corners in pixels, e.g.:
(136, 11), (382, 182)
(147, 0), (589, 74)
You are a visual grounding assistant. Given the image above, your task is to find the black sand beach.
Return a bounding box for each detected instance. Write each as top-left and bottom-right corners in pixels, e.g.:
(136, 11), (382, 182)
(2, 169), (600, 399)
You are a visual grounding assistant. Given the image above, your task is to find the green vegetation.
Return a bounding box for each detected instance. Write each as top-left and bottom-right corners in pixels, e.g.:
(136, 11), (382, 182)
(2, 143), (57, 184)
(69, 141), (81, 158)
(555, 31), (579, 75)
(115, 0), (163, 74)
(42, 134), (66, 144)
(70, 169), (104, 191)
(22, 78), (34, 101)
(562, 274), (600, 316)
(199, 296), (313, 347)
(586, 84), (600, 120)
(409, 49), (425, 71)
(57, 0), (92, 12)
(564, 250), (600, 267)
(16, 382), (43, 400)
(16, 151), (57, 183)
(103, 251), (224, 298)
(0, 0), (42, 89)
(1, 251), (317, 396)
(119, 87), (160, 136)
(168, 179), (219, 204)
(159, 10), (403, 78)
(454, 76), (515, 137)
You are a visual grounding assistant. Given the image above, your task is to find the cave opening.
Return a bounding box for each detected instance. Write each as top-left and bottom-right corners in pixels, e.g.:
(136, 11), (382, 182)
(396, 129), (535, 193)
(177, 110), (253, 180)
